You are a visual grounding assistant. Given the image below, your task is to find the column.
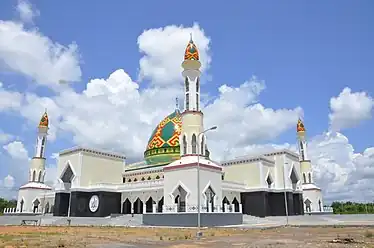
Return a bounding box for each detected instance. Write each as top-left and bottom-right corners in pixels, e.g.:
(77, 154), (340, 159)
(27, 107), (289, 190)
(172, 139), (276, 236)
(131, 202), (134, 214)
(239, 204), (242, 213)
(143, 204), (147, 214)
(208, 204), (212, 212)
(225, 204), (229, 213)
(152, 203), (157, 213)
(231, 204), (235, 212)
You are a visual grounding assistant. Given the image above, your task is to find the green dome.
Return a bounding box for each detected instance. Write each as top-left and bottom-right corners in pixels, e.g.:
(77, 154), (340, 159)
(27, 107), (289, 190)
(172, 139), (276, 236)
(144, 110), (181, 165)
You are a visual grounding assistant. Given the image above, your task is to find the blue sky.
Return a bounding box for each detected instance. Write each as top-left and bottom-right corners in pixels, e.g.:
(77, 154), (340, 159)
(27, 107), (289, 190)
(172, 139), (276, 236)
(0, 0), (373, 201)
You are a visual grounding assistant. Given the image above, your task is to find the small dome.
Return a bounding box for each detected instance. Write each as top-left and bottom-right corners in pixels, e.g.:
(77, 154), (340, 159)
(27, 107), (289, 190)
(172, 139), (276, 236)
(184, 35), (199, 61)
(39, 111), (49, 128)
(144, 109), (181, 165)
(297, 118), (305, 133)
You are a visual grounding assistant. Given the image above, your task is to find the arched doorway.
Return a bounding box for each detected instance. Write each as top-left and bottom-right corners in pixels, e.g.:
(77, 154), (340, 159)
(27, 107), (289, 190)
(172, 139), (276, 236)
(44, 202), (50, 214)
(222, 197), (230, 212)
(304, 199), (311, 212)
(204, 186), (215, 212)
(133, 198), (143, 214)
(232, 198), (239, 212)
(173, 185), (187, 212)
(20, 199), (24, 213)
(157, 197), (164, 213)
(146, 197), (155, 213)
(33, 199), (40, 213)
(122, 199), (131, 214)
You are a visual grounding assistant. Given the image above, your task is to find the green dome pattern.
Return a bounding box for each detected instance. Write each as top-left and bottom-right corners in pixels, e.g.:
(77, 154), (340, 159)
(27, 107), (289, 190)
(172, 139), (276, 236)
(144, 110), (181, 165)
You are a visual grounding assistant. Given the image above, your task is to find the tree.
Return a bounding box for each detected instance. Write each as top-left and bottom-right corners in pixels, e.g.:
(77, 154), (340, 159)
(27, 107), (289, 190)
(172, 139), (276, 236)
(0, 198), (17, 215)
(331, 201), (374, 214)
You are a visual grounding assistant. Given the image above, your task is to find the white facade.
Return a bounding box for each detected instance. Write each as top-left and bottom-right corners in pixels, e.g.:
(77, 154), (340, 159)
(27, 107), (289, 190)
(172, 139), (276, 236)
(6, 37), (332, 217)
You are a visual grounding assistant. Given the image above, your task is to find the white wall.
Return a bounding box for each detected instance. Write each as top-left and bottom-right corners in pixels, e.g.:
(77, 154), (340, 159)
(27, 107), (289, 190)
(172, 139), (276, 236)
(163, 163), (222, 208)
(303, 189), (324, 212)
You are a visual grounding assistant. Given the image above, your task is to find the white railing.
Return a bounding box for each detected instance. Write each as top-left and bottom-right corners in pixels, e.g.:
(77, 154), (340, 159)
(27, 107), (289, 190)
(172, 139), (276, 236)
(162, 204), (243, 213)
(3, 207), (44, 215)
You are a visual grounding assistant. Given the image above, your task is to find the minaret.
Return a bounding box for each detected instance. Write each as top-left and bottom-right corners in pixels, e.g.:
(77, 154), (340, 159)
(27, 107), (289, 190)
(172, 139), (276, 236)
(180, 34), (205, 156)
(297, 118), (313, 184)
(29, 110), (49, 183)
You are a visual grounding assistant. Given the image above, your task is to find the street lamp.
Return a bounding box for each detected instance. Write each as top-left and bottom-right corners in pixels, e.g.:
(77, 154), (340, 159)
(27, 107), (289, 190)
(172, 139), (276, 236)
(197, 126), (217, 238)
(283, 162), (289, 226)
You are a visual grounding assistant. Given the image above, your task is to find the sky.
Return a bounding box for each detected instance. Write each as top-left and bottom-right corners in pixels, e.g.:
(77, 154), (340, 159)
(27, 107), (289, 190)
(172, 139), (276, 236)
(0, 0), (373, 203)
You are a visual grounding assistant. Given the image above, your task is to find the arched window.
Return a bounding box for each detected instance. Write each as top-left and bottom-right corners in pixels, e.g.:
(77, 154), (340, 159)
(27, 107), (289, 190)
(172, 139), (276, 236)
(183, 135), (187, 154)
(147, 176), (151, 180)
(128, 178), (132, 182)
(156, 175), (160, 180)
(192, 134), (197, 154)
(303, 173), (307, 184)
(196, 78), (199, 92)
(38, 171), (42, 182)
(308, 173), (312, 183)
(185, 77), (189, 92)
(134, 178), (138, 182)
(196, 93), (199, 111)
(32, 170), (36, 182)
(186, 93), (190, 110)
(141, 177), (145, 181)
(200, 135), (205, 156)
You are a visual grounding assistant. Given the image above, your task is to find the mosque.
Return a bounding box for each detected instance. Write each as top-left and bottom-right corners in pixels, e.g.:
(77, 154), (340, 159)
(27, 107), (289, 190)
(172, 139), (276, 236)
(4, 37), (332, 218)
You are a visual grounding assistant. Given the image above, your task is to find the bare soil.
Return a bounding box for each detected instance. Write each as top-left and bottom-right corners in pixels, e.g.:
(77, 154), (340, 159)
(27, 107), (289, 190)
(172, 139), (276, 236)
(0, 226), (373, 248)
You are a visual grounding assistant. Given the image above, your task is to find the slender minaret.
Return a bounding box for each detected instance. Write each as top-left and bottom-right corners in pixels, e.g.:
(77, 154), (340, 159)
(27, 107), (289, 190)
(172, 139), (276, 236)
(180, 34), (205, 156)
(29, 110), (49, 183)
(297, 118), (313, 184)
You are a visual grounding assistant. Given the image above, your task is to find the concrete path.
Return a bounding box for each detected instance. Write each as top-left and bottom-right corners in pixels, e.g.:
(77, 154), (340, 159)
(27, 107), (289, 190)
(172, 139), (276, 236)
(1, 214), (374, 228)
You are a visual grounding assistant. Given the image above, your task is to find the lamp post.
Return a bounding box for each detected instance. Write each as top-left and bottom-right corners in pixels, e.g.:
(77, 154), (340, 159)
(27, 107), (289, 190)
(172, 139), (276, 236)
(283, 162), (289, 226)
(197, 126), (217, 238)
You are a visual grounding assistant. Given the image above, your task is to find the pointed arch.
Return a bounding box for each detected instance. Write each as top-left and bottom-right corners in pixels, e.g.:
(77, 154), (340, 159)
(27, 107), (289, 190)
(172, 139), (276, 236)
(38, 171), (42, 182)
(303, 173), (307, 184)
(185, 77), (189, 92)
(265, 170), (274, 189)
(308, 172), (312, 183)
(192, 133), (197, 154)
(183, 135), (187, 155)
(32, 170), (36, 182)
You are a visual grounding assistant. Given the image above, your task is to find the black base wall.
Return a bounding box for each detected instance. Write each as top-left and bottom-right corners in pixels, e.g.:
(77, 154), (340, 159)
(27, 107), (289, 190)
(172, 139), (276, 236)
(241, 191), (304, 217)
(143, 213), (243, 227)
(53, 191), (121, 217)
(70, 191), (121, 217)
(53, 193), (70, 216)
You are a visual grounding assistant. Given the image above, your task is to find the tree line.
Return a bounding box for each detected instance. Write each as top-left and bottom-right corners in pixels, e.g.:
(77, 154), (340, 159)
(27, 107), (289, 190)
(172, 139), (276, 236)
(0, 197), (17, 215)
(331, 201), (374, 214)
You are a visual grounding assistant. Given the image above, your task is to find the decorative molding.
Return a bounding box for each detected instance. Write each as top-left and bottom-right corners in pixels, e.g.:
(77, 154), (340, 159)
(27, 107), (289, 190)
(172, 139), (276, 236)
(59, 146), (126, 160)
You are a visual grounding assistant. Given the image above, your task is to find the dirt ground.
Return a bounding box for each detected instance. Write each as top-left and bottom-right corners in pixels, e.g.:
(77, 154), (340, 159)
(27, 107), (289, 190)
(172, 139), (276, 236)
(0, 226), (373, 248)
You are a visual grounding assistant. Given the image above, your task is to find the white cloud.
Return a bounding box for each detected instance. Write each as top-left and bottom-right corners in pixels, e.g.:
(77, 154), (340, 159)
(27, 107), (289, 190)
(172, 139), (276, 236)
(3, 175), (15, 188)
(0, 20), (81, 89)
(0, 130), (13, 144)
(3, 141), (29, 160)
(138, 23), (211, 86)
(329, 87), (373, 131)
(0, 82), (23, 111)
(16, 0), (39, 24)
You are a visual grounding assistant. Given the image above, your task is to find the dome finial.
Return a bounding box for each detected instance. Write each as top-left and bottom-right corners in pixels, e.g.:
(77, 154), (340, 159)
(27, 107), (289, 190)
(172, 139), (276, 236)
(297, 118), (305, 133)
(39, 109), (49, 128)
(184, 34), (199, 61)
